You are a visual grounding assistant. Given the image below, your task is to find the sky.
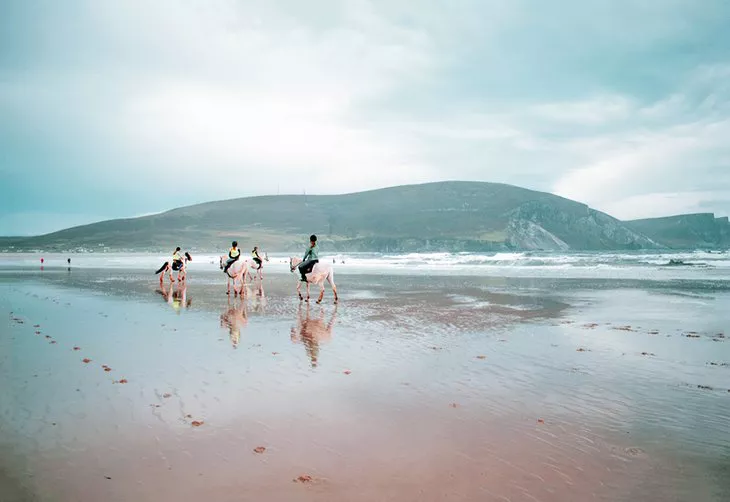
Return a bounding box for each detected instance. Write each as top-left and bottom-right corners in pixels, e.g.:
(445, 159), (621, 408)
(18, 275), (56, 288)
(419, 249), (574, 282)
(2, 0), (730, 235)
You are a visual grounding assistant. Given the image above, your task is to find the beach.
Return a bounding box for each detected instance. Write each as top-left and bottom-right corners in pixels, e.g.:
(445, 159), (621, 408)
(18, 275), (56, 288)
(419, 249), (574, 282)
(1, 254), (729, 501)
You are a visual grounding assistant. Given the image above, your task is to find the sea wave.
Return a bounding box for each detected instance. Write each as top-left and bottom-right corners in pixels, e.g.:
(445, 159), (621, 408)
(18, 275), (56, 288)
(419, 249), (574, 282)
(2, 250), (729, 280)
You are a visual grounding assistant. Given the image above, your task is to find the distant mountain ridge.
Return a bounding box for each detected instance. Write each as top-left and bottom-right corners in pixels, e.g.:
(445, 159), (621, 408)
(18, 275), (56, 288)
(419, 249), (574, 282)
(0, 182), (726, 252)
(626, 213), (730, 249)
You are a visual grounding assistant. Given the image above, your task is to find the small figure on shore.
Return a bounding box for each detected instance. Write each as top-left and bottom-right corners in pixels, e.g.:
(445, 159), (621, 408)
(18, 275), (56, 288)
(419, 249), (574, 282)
(223, 241), (240, 274)
(298, 235), (319, 282)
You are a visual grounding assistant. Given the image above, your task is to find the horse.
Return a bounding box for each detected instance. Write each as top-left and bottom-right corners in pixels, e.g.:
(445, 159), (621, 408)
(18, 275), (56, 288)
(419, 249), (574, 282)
(219, 255), (250, 296)
(155, 252), (192, 284)
(242, 258), (264, 282)
(290, 303), (337, 367)
(289, 257), (338, 304)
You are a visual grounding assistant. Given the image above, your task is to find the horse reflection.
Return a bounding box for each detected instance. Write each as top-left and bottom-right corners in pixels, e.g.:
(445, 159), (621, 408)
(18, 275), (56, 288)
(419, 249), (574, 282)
(290, 304), (337, 367)
(249, 282), (267, 314)
(156, 282), (191, 314)
(220, 297), (248, 348)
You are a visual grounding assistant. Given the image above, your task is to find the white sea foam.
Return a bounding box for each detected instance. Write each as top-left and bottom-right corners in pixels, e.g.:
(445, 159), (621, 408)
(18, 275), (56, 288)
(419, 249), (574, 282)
(2, 250), (729, 280)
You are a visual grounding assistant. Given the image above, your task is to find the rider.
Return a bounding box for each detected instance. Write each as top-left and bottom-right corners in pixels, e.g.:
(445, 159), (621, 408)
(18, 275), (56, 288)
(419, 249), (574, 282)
(251, 246), (263, 270)
(172, 247), (184, 271)
(223, 241), (241, 274)
(298, 234), (319, 282)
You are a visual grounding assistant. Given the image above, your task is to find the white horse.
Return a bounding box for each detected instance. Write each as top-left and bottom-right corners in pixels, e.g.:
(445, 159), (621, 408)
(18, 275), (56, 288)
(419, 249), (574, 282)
(242, 258), (265, 282)
(219, 256), (250, 296)
(155, 252), (192, 283)
(289, 257), (338, 304)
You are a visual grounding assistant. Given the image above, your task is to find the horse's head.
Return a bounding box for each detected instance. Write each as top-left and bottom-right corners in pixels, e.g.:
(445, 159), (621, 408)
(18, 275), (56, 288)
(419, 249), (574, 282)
(219, 256), (225, 270)
(289, 257), (302, 272)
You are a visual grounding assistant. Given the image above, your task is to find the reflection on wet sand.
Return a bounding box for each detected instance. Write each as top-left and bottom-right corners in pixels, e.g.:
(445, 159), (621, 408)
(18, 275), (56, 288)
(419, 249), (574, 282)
(248, 283), (267, 314)
(290, 304), (337, 367)
(156, 283), (191, 313)
(3, 270), (730, 501)
(220, 297), (247, 348)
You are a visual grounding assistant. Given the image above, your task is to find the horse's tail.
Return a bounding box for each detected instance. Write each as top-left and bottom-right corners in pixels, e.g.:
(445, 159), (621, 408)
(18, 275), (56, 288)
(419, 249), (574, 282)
(185, 252), (192, 261)
(326, 266), (335, 287)
(155, 262), (169, 275)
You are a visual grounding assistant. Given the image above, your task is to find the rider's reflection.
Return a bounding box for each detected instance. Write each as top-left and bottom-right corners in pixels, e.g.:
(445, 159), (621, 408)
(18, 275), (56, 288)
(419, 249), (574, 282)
(220, 297), (248, 348)
(156, 282), (191, 314)
(290, 303), (337, 367)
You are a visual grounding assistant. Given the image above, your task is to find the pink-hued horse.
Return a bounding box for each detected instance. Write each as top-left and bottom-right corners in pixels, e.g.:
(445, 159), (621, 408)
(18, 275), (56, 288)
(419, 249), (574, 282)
(289, 257), (338, 304)
(219, 256), (250, 296)
(155, 252), (192, 283)
(242, 258), (265, 281)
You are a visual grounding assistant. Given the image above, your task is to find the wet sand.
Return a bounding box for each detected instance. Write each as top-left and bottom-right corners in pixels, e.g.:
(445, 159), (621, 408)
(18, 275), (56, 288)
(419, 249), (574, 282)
(1, 267), (729, 501)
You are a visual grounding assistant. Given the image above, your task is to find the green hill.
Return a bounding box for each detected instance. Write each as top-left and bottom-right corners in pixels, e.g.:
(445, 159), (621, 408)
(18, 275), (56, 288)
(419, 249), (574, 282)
(1, 181), (662, 252)
(626, 213), (730, 249)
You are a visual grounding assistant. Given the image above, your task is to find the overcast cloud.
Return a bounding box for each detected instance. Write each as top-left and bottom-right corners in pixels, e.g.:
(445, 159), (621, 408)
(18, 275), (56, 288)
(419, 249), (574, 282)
(2, 0), (730, 235)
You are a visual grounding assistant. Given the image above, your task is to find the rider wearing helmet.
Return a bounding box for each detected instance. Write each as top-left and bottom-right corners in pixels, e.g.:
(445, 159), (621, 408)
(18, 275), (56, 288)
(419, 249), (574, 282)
(298, 235), (319, 282)
(223, 241), (240, 274)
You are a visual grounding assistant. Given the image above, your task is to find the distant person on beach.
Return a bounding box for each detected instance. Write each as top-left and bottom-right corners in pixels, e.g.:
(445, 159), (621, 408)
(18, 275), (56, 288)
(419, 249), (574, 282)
(298, 234), (319, 282)
(223, 241), (240, 274)
(40, 258), (44, 265)
(67, 258), (71, 266)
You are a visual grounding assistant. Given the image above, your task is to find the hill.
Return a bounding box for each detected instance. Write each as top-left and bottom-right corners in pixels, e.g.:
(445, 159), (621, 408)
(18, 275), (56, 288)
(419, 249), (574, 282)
(0, 181), (662, 252)
(626, 213), (730, 249)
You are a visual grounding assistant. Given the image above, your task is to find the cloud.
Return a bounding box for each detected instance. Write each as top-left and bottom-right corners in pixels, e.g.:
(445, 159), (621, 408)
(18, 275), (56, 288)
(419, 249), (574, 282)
(530, 96), (635, 125)
(1, 0), (730, 234)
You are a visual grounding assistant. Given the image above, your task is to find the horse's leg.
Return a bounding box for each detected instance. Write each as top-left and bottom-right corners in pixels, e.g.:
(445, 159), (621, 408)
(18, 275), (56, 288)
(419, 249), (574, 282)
(316, 280), (324, 304)
(297, 281), (303, 301)
(227, 276), (231, 295)
(306, 282), (310, 302)
(327, 271), (338, 304)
